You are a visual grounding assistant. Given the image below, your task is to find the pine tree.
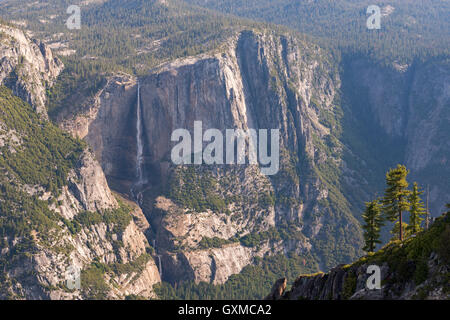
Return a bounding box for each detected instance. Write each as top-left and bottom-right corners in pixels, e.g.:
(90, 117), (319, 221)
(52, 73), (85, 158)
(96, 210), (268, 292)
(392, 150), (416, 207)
(407, 182), (426, 235)
(362, 199), (384, 253)
(390, 221), (411, 241)
(382, 164), (411, 241)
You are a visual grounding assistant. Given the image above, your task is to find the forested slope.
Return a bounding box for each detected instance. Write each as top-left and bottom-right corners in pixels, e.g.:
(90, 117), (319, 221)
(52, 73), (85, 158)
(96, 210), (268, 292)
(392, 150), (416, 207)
(186, 0), (450, 63)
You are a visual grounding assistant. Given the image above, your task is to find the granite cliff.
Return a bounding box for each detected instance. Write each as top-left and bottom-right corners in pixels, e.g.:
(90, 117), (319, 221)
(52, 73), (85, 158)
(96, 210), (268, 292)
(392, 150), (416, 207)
(0, 23), (63, 117)
(267, 212), (450, 300)
(62, 29), (363, 284)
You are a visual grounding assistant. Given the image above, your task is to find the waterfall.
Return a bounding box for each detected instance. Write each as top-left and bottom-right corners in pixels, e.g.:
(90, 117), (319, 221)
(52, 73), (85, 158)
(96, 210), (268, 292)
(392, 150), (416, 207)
(134, 84), (162, 278)
(157, 255), (163, 278)
(153, 240), (163, 277)
(131, 82), (146, 204)
(136, 82), (144, 185)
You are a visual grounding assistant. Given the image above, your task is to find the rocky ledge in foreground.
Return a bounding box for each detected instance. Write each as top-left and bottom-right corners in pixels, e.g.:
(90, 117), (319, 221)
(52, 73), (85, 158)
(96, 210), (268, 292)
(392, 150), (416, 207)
(267, 212), (450, 300)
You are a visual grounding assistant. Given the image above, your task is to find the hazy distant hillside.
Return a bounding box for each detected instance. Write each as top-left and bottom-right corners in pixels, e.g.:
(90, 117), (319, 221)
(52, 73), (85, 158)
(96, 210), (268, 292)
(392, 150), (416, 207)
(186, 0), (450, 63)
(0, 0), (250, 72)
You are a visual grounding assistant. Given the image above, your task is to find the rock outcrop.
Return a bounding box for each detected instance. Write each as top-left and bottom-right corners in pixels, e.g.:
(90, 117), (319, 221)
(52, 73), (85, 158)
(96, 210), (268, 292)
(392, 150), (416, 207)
(265, 278), (287, 300)
(269, 213), (450, 300)
(0, 147), (162, 299)
(0, 23), (63, 117)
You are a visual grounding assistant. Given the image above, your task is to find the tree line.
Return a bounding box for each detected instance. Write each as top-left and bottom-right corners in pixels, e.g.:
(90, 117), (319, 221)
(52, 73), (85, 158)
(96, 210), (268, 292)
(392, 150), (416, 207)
(362, 164), (450, 253)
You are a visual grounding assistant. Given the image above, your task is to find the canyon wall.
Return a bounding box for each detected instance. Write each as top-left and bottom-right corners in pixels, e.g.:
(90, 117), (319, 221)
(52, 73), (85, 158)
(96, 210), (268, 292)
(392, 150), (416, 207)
(0, 24), (161, 299)
(64, 30), (364, 283)
(61, 29), (449, 286)
(342, 57), (450, 216)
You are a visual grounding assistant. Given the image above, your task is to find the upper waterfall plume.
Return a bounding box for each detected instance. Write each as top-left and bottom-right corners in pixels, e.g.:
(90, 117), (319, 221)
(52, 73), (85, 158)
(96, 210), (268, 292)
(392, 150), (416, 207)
(136, 82), (144, 185)
(132, 81), (146, 204)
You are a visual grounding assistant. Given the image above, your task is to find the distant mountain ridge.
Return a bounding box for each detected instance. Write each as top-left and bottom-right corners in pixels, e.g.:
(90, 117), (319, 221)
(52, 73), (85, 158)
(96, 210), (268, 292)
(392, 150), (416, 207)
(185, 0), (450, 63)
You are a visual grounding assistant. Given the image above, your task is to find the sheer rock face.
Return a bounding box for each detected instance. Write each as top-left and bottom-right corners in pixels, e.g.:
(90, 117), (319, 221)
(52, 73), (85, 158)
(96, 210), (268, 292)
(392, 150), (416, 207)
(67, 151), (118, 214)
(43, 149), (119, 222)
(59, 28), (449, 287)
(64, 30), (361, 284)
(0, 24), (63, 117)
(61, 75), (139, 192)
(344, 58), (450, 215)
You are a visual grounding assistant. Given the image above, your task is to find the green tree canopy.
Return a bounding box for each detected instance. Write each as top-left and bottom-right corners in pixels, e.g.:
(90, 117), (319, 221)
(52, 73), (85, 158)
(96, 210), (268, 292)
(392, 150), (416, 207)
(407, 182), (427, 235)
(362, 199), (384, 253)
(390, 221), (411, 241)
(382, 164), (411, 241)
